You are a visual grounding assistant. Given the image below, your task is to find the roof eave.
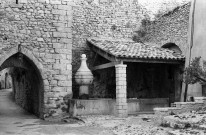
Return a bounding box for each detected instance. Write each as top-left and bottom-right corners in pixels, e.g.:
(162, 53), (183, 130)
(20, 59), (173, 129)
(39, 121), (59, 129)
(118, 57), (185, 64)
(87, 40), (121, 62)
(87, 38), (185, 64)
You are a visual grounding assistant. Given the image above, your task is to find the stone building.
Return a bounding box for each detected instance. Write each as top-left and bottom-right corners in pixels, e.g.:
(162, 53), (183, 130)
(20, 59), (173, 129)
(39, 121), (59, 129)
(137, 1), (206, 101)
(140, 2), (190, 55)
(0, 0), (192, 119)
(0, 0), (149, 119)
(70, 1), (191, 116)
(0, 0), (73, 119)
(140, 2), (199, 101)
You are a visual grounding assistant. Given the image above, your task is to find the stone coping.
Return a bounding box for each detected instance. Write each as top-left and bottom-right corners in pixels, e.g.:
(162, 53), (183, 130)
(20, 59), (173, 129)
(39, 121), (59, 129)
(72, 98), (113, 101)
(153, 107), (181, 112)
(70, 98), (169, 104)
(194, 97), (206, 100)
(127, 98), (168, 103)
(71, 98), (168, 102)
(154, 100), (204, 112)
(174, 102), (204, 105)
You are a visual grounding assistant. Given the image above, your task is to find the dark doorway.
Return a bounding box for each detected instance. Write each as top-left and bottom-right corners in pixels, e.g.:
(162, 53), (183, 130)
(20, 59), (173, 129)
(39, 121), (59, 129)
(0, 52), (44, 117)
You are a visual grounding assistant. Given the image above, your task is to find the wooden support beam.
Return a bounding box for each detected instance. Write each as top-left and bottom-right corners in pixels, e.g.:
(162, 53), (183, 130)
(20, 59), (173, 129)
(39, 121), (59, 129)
(92, 61), (121, 70)
(91, 52), (98, 67)
(88, 43), (118, 62)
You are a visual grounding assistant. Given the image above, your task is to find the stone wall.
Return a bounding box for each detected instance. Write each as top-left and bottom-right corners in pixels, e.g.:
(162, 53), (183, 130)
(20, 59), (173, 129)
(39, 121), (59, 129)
(141, 2), (190, 55)
(72, 0), (144, 50)
(68, 98), (169, 116)
(0, 0), (73, 119)
(11, 67), (41, 116)
(72, 0), (147, 96)
(0, 0), (191, 119)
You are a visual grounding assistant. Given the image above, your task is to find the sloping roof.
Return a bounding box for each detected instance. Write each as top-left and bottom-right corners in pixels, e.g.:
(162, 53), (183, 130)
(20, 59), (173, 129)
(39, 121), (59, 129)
(87, 37), (185, 63)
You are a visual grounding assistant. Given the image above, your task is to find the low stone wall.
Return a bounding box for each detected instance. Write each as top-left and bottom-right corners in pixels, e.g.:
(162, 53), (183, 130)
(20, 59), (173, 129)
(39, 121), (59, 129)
(68, 98), (169, 116)
(68, 98), (116, 116)
(128, 98), (169, 114)
(194, 97), (206, 103)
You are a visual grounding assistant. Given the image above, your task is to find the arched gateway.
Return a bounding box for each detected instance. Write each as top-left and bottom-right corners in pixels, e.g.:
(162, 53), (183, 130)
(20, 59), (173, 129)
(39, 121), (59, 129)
(0, 0), (73, 120)
(0, 45), (72, 119)
(0, 46), (44, 118)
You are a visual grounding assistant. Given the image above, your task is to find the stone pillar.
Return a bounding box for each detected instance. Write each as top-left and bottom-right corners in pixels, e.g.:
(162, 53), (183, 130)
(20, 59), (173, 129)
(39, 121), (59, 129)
(115, 64), (128, 117)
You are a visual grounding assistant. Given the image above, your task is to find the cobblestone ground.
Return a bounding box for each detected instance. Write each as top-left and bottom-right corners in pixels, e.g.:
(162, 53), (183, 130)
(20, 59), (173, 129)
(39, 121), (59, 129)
(1, 89), (205, 135)
(78, 114), (172, 135)
(161, 108), (206, 135)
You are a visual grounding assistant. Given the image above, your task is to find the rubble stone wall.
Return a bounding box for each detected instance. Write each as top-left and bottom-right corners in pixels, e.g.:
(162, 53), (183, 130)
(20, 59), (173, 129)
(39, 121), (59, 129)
(0, 0), (72, 119)
(72, 0), (143, 50)
(142, 3), (191, 55)
(11, 67), (41, 116)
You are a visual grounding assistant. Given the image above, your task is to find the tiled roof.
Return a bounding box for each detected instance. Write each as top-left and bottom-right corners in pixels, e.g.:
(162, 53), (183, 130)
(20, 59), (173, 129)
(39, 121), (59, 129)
(87, 37), (185, 61)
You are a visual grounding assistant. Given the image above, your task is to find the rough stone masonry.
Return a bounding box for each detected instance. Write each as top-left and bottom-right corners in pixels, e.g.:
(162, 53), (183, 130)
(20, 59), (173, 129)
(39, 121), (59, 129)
(0, 0), (152, 119)
(0, 0), (72, 119)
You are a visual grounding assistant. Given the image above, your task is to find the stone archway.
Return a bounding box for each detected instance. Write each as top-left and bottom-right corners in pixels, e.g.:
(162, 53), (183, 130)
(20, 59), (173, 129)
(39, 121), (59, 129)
(162, 43), (182, 54)
(0, 45), (43, 74)
(0, 45), (44, 118)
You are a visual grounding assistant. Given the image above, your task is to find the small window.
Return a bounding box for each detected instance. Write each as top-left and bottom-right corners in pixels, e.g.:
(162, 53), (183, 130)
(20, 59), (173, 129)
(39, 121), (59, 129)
(16, 0), (18, 4)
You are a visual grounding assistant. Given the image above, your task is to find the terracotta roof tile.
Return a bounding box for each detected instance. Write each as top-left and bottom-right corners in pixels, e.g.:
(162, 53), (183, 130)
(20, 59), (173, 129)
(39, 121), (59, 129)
(87, 37), (185, 61)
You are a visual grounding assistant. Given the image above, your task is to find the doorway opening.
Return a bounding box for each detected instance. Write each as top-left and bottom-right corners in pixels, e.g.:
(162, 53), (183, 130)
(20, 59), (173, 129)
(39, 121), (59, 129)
(0, 52), (44, 117)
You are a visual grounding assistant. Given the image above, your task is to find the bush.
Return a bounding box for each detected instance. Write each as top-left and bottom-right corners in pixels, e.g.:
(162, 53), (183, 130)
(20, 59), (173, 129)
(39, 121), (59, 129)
(184, 57), (206, 84)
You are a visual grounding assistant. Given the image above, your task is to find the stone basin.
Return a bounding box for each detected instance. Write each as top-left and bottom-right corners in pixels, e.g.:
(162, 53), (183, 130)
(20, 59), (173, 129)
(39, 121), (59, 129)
(68, 98), (169, 116)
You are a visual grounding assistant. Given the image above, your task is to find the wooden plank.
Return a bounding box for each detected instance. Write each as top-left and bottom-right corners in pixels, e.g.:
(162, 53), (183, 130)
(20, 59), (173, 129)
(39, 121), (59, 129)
(92, 61), (121, 70)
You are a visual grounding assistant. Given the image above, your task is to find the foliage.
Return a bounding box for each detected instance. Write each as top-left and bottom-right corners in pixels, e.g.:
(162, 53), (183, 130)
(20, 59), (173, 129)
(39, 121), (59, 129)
(132, 18), (150, 43)
(184, 57), (206, 84)
(132, 27), (146, 43)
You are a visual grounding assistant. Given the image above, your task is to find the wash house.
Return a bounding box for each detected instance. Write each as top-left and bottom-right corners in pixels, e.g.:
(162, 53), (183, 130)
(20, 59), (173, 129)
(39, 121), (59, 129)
(69, 37), (185, 117)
